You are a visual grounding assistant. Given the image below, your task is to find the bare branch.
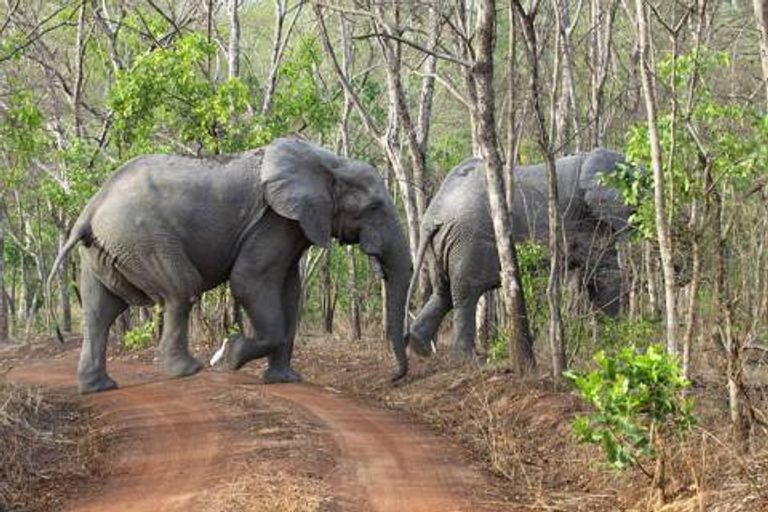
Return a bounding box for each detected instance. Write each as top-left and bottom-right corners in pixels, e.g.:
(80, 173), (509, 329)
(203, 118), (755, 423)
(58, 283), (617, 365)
(353, 29), (470, 67)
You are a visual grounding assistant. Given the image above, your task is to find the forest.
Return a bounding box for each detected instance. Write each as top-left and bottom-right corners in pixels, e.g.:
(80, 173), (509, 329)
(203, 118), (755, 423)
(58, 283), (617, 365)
(2, 0), (768, 511)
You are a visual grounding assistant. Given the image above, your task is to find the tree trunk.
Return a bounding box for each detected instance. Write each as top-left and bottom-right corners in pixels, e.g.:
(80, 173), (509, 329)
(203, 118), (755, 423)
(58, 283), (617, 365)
(682, 202), (701, 380)
(716, 206), (751, 451)
(635, 0), (678, 354)
(72, 0), (87, 138)
(475, 0), (535, 373)
(0, 209), (7, 343)
(262, 0), (288, 115)
(589, 0), (618, 147)
(754, 0), (768, 109)
(516, 1), (565, 380)
(228, 0), (240, 79)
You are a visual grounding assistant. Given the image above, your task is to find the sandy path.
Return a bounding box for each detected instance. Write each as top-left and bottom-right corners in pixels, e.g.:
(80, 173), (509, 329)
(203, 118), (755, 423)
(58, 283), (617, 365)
(5, 351), (491, 512)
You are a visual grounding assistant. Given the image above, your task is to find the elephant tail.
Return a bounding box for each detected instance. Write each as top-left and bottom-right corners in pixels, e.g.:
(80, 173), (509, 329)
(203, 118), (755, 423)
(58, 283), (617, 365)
(404, 225), (438, 337)
(46, 222), (89, 344)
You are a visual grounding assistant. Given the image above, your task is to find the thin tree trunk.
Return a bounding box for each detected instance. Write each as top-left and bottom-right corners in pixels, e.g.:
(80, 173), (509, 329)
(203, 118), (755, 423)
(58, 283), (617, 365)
(72, 0), (87, 138)
(682, 202), (700, 379)
(262, 0), (287, 114)
(475, 0), (535, 373)
(515, 1), (565, 380)
(716, 206), (751, 451)
(635, 0), (678, 353)
(505, 1), (519, 214)
(228, 0), (240, 79)
(753, 0), (768, 109)
(0, 209), (7, 343)
(589, 0), (618, 147)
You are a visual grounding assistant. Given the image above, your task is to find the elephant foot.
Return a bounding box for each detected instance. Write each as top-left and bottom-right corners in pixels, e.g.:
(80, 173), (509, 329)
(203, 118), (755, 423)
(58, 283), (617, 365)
(165, 354), (203, 377)
(78, 373), (118, 394)
(264, 366), (303, 384)
(451, 346), (482, 364)
(406, 331), (435, 357)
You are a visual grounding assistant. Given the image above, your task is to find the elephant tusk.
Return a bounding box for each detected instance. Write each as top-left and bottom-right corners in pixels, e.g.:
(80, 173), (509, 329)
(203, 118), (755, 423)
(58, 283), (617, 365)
(209, 338), (230, 367)
(430, 340), (437, 354)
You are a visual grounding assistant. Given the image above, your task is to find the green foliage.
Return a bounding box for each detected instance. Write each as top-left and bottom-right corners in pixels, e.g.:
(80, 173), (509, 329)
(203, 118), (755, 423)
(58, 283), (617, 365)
(109, 33), (339, 157)
(429, 130), (473, 175)
(0, 88), (50, 188)
(623, 48), (767, 238)
(270, 36), (339, 138)
(566, 345), (696, 472)
(123, 320), (156, 351)
(109, 33), (257, 153)
(488, 242), (547, 362)
(595, 316), (661, 352)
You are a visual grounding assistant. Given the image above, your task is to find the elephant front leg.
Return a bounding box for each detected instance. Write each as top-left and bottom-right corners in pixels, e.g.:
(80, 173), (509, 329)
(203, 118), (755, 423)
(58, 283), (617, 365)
(264, 264), (303, 384)
(159, 301), (202, 377)
(227, 281), (291, 378)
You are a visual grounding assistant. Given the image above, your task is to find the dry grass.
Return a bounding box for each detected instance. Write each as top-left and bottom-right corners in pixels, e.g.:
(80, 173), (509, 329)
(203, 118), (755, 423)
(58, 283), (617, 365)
(292, 333), (768, 511)
(199, 385), (340, 512)
(0, 382), (105, 512)
(200, 466), (330, 512)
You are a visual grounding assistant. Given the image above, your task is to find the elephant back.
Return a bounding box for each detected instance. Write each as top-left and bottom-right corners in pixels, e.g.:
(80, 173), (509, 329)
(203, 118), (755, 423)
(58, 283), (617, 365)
(425, 157), (488, 231)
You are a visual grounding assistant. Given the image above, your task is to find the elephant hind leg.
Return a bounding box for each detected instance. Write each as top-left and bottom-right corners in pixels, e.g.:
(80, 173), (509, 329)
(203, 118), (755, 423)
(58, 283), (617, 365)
(78, 264), (128, 394)
(450, 290), (483, 359)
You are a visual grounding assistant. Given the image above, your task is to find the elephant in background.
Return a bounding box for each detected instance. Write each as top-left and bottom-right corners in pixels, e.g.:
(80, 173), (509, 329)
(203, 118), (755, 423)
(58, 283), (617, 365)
(406, 148), (634, 358)
(49, 137), (412, 393)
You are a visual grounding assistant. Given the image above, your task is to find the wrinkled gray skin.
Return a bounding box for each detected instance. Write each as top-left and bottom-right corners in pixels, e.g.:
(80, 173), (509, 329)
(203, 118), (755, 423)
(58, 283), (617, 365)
(50, 138), (412, 393)
(406, 148), (633, 358)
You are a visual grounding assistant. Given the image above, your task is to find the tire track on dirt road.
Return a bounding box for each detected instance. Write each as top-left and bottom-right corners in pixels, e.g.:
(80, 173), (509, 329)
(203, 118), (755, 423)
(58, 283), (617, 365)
(5, 350), (494, 512)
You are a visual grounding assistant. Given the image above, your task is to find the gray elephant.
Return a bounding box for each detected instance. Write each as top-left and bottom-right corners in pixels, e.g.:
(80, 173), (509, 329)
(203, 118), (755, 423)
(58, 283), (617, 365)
(49, 137), (412, 393)
(406, 148), (633, 358)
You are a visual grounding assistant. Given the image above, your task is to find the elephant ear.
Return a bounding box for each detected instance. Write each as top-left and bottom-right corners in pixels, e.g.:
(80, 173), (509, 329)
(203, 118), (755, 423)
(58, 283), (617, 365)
(261, 138), (341, 247)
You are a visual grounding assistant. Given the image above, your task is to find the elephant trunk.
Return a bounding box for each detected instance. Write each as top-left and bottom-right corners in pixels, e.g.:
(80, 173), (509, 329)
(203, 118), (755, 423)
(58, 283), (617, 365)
(377, 223), (413, 383)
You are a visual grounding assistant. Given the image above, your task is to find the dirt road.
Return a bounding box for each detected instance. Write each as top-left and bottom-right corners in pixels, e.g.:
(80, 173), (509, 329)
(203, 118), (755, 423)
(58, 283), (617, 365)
(5, 350), (494, 512)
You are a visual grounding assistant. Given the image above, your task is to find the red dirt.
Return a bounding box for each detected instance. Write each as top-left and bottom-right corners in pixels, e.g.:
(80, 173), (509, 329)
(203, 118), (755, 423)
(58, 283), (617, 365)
(5, 350), (495, 512)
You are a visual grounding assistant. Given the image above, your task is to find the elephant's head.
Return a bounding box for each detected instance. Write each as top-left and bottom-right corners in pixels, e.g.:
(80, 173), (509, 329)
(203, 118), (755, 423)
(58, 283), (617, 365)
(261, 137), (413, 381)
(579, 148), (636, 235)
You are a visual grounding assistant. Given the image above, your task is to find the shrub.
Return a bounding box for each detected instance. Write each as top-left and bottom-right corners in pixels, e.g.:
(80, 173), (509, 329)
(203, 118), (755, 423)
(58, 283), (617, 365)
(124, 320), (155, 351)
(566, 345), (695, 503)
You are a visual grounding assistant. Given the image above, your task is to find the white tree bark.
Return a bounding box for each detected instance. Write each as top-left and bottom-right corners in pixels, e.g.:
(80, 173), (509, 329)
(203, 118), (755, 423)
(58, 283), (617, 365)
(754, 0), (768, 109)
(475, 0), (535, 373)
(228, 0), (240, 79)
(635, 0), (678, 354)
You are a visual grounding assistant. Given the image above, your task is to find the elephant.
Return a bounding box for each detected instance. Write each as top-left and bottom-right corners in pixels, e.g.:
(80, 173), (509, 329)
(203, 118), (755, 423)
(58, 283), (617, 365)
(48, 137), (412, 393)
(405, 148), (634, 358)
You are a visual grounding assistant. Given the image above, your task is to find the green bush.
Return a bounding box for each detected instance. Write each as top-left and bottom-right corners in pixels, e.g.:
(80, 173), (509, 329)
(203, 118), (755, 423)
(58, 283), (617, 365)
(566, 345), (695, 472)
(123, 321), (155, 351)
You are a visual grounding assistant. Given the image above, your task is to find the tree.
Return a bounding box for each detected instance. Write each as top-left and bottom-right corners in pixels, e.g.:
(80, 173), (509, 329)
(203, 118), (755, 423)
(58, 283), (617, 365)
(634, 0), (678, 354)
(473, 0), (536, 372)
